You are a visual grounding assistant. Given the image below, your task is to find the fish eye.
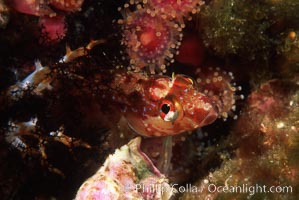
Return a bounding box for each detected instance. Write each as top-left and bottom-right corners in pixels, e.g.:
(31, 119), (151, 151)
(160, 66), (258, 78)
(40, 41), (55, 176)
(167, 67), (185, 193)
(161, 103), (170, 114)
(159, 99), (179, 122)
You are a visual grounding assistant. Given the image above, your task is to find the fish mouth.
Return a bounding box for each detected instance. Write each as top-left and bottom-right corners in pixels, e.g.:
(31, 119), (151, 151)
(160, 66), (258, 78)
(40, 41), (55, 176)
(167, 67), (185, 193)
(199, 108), (218, 127)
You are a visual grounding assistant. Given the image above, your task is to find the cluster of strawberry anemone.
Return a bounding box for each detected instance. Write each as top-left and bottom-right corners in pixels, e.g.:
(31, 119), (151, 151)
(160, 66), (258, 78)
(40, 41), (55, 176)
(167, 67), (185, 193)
(117, 0), (204, 74)
(8, 0), (84, 43)
(195, 67), (244, 120)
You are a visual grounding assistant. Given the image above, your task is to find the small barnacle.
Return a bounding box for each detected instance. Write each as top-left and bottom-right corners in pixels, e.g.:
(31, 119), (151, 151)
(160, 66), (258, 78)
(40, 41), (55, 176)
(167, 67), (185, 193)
(75, 137), (174, 200)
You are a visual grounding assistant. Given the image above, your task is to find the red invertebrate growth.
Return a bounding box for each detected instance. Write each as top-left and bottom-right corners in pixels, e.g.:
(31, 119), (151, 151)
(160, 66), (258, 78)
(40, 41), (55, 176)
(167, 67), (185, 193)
(196, 67), (243, 119)
(146, 0), (204, 20)
(8, 0), (55, 16)
(8, 0), (83, 45)
(118, 7), (183, 74)
(49, 0), (84, 12)
(39, 15), (66, 43)
(8, 0), (84, 16)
